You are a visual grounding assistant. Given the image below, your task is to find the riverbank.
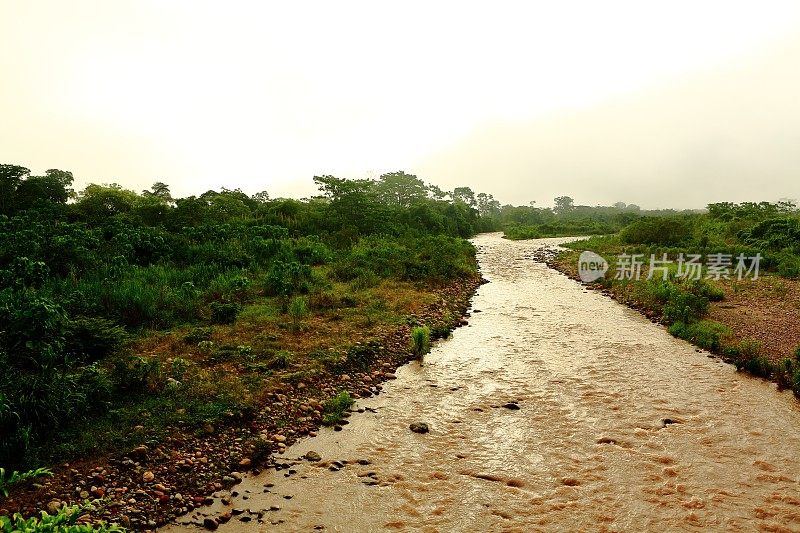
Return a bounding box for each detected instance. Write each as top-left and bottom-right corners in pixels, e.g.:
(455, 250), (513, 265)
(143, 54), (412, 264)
(0, 273), (484, 531)
(540, 242), (800, 392)
(162, 233), (800, 532)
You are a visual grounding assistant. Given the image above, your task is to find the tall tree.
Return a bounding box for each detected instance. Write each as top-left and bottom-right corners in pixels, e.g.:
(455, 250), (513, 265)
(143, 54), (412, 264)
(14, 169), (74, 210)
(374, 171), (427, 207)
(553, 196), (575, 214)
(452, 186), (477, 208)
(142, 181), (173, 202)
(0, 164), (30, 214)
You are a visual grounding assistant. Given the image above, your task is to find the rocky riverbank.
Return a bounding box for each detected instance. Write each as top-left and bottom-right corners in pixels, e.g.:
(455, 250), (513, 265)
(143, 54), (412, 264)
(0, 274), (484, 531)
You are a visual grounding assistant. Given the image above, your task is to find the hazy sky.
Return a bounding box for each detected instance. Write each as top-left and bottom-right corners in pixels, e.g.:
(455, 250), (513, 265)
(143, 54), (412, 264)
(2, 1), (799, 208)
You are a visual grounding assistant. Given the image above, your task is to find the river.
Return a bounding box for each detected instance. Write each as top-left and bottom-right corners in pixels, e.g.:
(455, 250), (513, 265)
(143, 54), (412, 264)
(163, 233), (800, 532)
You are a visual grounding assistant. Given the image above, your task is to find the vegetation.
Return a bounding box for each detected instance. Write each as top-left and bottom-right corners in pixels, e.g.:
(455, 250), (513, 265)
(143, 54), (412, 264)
(498, 198), (694, 240)
(321, 391), (354, 425)
(0, 468), (52, 498)
(550, 200), (800, 395)
(410, 326), (431, 358)
(0, 503), (125, 533)
(0, 164), (487, 470)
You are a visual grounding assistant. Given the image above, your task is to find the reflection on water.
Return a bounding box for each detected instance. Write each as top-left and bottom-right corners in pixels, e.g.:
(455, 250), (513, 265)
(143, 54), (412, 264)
(163, 233), (800, 532)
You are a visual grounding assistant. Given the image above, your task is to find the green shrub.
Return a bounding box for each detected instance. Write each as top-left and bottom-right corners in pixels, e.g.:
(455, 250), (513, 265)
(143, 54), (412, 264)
(270, 350), (293, 370)
(184, 326), (212, 344)
(736, 356), (773, 378)
(209, 301), (240, 325)
(668, 320), (730, 351)
(620, 217), (694, 246)
(112, 356), (163, 393)
(736, 338), (761, 359)
(287, 296), (309, 324)
(793, 367), (800, 397)
(686, 279), (725, 302)
(322, 391), (354, 425)
(662, 292), (709, 325)
(410, 326), (431, 357)
(64, 317), (128, 363)
(0, 467), (52, 497)
(0, 502), (126, 533)
(775, 358), (795, 388)
(264, 261), (312, 297)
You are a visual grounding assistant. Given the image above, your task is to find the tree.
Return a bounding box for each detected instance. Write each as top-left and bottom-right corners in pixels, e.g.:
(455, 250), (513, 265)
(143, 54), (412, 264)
(0, 164), (30, 215)
(374, 171), (427, 207)
(476, 192), (501, 218)
(313, 175), (374, 202)
(452, 186), (477, 208)
(142, 181), (172, 202)
(427, 184), (448, 201)
(14, 169), (74, 210)
(75, 183), (140, 220)
(252, 190), (270, 203)
(553, 196), (574, 214)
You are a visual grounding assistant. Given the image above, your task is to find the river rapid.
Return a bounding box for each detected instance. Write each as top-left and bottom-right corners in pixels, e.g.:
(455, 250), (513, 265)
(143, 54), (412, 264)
(163, 233), (800, 532)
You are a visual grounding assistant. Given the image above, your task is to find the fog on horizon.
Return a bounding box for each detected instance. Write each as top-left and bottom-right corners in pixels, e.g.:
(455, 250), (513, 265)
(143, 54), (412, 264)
(1, 1), (799, 210)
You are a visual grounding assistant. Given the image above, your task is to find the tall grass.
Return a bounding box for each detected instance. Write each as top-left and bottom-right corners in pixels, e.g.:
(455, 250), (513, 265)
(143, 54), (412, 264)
(410, 326), (431, 357)
(322, 391), (354, 425)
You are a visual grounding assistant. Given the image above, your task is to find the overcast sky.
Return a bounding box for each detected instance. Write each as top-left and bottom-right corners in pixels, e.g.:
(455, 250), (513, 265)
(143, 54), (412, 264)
(2, 1), (799, 208)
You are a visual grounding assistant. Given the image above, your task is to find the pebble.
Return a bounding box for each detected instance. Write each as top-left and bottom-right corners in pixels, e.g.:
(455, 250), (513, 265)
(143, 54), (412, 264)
(304, 451), (322, 462)
(409, 422), (430, 434)
(142, 471), (155, 483)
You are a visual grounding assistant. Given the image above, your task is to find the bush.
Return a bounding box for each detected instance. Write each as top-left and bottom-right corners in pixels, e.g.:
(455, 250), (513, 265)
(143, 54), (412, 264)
(662, 291), (709, 325)
(64, 317), (128, 363)
(264, 261), (312, 297)
(0, 467), (52, 497)
(777, 254), (800, 279)
(322, 391), (354, 425)
(668, 320), (730, 351)
(209, 301), (240, 325)
(112, 356), (162, 393)
(184, 326), (212, 344)
(287, 296), (309, 323)
(620, 217), (693, 246)
(0, 502), (126, 533)
(270, 350), (293, 370)
(735, 355), (773, 378)
(410, 326), (431, 357)
(775, 358), (795, 388)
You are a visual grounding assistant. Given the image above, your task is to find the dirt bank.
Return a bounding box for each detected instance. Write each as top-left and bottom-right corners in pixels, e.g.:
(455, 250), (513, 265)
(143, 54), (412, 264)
(0, 274), (484, 531)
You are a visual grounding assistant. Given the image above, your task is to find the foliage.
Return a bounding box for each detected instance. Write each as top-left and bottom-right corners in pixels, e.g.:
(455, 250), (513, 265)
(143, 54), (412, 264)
(321, 391), (354, 425)
(209, 301), (240, 325)
(0, 503), (126, 533)
(668, 320), (730, 351)
(0, 467), (53, 498)
(410, 326), (431, 357)
(0, 163), (487, 468)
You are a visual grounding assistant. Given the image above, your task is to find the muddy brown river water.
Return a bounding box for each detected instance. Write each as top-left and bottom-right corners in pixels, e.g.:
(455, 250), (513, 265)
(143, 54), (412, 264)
(163, 234), (800, 532)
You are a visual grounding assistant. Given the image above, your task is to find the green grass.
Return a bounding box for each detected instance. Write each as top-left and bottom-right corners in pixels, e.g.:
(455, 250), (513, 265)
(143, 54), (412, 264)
(321, 391), (354, 425)
(0, 502), (126, 533)
(410, 326), (431, 357)
(270, 350), (293, 370)
(668, 320), (730, 351)
(0, 467), (53, 498)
